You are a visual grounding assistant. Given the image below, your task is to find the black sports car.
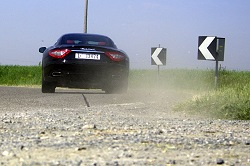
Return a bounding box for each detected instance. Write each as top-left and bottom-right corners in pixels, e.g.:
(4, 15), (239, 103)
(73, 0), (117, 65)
(39, 33), (129, 93)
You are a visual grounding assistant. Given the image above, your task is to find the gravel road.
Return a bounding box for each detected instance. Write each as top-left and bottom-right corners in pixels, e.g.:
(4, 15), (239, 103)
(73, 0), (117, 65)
(0, 86), (249, 166)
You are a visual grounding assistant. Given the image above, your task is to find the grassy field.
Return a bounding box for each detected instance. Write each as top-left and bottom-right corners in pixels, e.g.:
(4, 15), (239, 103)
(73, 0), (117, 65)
(177, 69), (250, 120)
(0, 65), (249, 120)
(0, 65), (42, 85)
(129, 69), (250, 120)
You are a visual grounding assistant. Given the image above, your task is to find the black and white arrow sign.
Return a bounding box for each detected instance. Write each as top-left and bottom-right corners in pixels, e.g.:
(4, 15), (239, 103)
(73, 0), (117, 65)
(198, 36), (217, 60)
(199, 37), (215, 60)
(151, 47), (166, 66)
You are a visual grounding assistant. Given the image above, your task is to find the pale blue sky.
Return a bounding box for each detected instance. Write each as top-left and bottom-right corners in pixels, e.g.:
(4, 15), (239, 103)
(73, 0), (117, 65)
(1, 0), (250, 70)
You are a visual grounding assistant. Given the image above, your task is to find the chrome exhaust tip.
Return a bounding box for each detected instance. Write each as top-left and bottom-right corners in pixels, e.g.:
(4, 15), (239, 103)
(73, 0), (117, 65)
(51, 72), (62, 77)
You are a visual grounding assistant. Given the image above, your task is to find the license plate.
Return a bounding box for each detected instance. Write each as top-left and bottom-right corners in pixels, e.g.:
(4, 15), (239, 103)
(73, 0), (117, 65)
(75, 53), (100, 60)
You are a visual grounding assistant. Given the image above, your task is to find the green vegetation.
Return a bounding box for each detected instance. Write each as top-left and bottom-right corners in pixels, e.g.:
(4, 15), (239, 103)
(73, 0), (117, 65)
(130, 69), (250, 120)
(0, 65), (42, 86)
(0, 65), (249, 120)
(173, 69), (250, 120)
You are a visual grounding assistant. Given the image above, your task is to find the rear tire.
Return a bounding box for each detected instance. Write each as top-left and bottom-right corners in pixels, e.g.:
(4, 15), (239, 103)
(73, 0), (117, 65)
(42, 80), (56, 93)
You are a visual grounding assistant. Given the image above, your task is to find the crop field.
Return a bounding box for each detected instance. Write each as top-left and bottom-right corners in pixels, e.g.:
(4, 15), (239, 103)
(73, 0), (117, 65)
(0, 65), (249, 120)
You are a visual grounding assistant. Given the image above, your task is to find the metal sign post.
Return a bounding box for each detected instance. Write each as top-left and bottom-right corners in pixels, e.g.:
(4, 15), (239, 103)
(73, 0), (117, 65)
(215, 59), (219, 89)
(157, 65), (160, 87)
(151, 46), (167, 87)
(198, 36), (225, 89)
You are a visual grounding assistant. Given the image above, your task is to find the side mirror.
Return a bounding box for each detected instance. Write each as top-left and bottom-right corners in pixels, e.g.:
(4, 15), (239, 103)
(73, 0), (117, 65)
(39, 47), (46, 53)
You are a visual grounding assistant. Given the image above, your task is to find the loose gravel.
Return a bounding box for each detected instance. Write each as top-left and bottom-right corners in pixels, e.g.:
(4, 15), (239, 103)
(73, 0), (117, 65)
(0, 87), (249, 165)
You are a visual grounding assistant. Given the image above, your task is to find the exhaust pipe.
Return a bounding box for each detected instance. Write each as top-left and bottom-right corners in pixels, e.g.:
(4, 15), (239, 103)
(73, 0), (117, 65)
(52, 72), (62, 77)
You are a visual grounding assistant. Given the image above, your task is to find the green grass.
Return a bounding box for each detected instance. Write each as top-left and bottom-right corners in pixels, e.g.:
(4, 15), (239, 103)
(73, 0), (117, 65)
(0, 65), (249, 120)
(173, 70), (250, 120)
(0, 65), (42, 86)
(129, 69), (250, 120)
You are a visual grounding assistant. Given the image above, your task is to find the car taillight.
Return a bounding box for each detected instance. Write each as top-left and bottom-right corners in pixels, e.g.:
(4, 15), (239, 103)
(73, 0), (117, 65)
(105, 52), (125, 62)
(49, 49), (71, 58)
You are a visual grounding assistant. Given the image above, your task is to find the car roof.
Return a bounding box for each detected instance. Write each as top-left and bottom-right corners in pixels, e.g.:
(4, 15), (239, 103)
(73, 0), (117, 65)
(61, 33), (110, 38)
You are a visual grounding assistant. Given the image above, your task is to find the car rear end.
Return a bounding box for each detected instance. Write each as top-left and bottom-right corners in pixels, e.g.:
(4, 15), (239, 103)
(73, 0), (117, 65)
(43, 46), (129, 92)
(40, 33), (129, 93)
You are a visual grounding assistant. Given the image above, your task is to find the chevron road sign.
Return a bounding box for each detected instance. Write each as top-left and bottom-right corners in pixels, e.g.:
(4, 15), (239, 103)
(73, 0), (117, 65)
(198, 36), (225, 61)
(198, 36), (226, 89)
(151, 47), (167, 65)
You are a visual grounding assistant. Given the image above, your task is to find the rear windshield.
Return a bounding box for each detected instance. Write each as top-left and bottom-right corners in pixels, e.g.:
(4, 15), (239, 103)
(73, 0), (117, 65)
(60, 34), (116, 48)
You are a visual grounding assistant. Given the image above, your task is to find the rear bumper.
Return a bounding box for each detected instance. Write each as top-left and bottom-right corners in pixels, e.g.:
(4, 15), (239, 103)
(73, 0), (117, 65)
(43, 61), (129, 89)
